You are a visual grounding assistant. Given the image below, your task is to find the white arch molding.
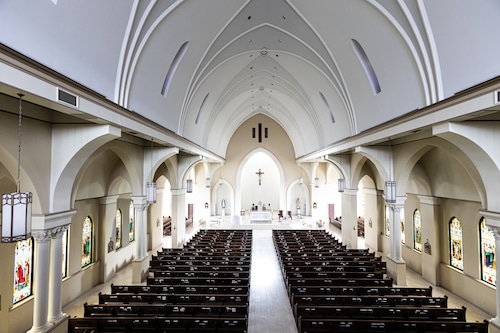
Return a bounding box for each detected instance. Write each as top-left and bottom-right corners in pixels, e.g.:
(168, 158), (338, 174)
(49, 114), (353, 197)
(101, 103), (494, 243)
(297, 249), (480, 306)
(235, 148), (286, 216)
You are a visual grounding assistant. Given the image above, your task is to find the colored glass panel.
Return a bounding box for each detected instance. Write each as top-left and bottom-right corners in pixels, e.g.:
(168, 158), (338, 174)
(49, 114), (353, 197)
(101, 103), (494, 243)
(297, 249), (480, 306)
(449, 217), (463, 270)
(129, 201), (135, 242)
(480, 217), (496, 286)
(82, 216), (93, 267)
(13, 238), (33, 303)
(413, 209), (422, 252)
(116, 209), (122, 249)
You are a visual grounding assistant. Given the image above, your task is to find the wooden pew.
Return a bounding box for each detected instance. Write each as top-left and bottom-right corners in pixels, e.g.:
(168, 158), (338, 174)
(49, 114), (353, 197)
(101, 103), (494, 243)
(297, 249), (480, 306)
(99, 292), (249, 305)
(298, 318), (488, 333)
(69, 316), (248, 333)
(111, 283), (249, 295)
(146, 276), (250, 287)
(294, 304), (466, 322)
(291, 294), (448, 308)
(288, 285), (433, 298)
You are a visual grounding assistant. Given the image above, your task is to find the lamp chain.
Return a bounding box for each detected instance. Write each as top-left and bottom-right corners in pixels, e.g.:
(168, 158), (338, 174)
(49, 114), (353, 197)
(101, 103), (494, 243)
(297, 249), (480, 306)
(16, 94), (24, 193)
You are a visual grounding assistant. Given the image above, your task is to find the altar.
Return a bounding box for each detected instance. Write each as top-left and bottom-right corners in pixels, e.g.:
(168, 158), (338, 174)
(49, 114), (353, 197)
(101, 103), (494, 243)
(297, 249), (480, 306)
(250, 211), (272, 223)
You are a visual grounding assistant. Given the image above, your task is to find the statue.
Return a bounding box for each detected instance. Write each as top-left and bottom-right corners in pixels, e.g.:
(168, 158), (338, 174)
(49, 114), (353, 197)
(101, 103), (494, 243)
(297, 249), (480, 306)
(296, 197), (300, 209)
(221, 199), (226, 208)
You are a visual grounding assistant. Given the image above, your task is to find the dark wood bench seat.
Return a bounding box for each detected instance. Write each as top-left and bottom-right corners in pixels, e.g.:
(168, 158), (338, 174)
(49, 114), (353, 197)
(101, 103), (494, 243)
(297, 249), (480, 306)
(146, 276), (250, 287)
(291, 294), (448, 308)
(84, 302), (248, 317)
(289, 285), (432, 298)
(286, 277), (393, 287)
(111, 284), (249, 295)
(99, 292), (249, 305)
(298, 318), (488, 333)
(69, 315), (248, 333)
(294, 304), (466, 322)
(150, 270), (250, 279)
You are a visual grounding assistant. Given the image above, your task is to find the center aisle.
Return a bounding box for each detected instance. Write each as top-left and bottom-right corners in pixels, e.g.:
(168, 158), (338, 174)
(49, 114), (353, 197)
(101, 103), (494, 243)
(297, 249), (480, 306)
(248, 229), (298, 333)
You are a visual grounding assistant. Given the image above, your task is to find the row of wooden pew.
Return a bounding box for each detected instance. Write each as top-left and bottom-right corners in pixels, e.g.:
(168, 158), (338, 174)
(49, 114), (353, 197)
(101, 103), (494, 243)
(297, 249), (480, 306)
(69, 229), (252, 332)
(272, 229), (488, 333)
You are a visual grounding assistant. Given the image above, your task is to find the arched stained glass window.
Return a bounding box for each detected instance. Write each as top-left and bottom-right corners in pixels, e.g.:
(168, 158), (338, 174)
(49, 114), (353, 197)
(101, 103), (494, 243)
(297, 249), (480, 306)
(116, 209), (122, 250)
(480, 217), (496, 286)
(82, 216), (93, 267)
(449, 217), (463, 270)
(384, 205), (390, 236)
(400, 208), (405, 244)
(13, 238), (33, 304)
(129, 201), (135, 242)
(62, 228), (68, 278)
(413, 209), (422, 252)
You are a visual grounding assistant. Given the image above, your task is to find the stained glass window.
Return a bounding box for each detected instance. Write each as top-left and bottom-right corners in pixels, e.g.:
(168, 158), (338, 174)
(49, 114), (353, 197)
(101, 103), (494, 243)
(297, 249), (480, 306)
(400, 208), (405, 244)
(480, 217), (496, 286)
(384, 205), (390, 236)
(449, 217), (463, 270)
(129, 201), (135, 242)
(413, 209), (422, 252)
(13, 238), (33, 304)
(62, 228), (68, 278)
(82, 216), (93, 267)
(116, 209), (122, 250)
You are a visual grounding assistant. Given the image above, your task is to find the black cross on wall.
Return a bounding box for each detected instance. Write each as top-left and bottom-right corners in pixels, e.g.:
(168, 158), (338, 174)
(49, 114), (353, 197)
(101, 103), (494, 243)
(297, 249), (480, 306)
(252, 123), (268, 143)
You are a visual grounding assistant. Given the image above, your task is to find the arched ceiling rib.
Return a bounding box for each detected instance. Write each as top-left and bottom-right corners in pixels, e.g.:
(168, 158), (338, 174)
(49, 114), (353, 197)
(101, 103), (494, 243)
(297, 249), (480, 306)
(1, 0), (499, 160)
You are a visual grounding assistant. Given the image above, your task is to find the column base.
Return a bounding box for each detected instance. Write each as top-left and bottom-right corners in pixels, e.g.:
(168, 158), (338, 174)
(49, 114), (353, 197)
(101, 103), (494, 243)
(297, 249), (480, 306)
(490, 317), (500, 333)
(48, 313), (68, 327)
(27, 322), (53, 333)
(132, 255), (150, 283)
(385, 257), (406, 285)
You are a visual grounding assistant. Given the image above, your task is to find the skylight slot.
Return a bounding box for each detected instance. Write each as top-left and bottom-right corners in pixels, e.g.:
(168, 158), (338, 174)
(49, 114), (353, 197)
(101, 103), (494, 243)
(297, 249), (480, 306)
(195, 93), (209, 124)
(351, 39), (381, 95)
(161, 41), (189, 97)
(319, 92), (335, 123)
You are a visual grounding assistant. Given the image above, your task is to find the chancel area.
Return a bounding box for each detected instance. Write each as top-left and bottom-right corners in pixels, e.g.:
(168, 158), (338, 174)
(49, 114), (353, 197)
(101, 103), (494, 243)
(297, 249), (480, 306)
(1, 1), (500, 333)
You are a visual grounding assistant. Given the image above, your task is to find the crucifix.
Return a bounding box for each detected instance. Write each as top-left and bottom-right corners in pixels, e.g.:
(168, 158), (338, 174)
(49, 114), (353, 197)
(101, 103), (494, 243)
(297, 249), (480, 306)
(256, 168), (264, 185)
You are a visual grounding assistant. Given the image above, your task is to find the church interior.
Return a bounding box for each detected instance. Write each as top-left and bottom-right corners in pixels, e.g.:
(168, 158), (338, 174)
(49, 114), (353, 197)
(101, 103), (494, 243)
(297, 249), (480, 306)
(1, 1), (500, 332)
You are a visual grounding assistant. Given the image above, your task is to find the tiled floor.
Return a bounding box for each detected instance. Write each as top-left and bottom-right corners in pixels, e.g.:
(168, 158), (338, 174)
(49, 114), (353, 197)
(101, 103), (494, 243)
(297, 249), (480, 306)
(63, 216), (493, 332)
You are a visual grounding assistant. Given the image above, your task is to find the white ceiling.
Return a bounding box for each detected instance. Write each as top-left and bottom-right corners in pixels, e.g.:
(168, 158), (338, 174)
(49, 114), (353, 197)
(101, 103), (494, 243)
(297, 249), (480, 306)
(1, 0), (499, 158)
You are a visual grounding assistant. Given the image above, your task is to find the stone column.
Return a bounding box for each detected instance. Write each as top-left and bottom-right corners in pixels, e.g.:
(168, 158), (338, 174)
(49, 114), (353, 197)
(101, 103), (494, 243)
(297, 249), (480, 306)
(480, 210), (500, 332)
(28, 230), (52, 333)
(418, 195), (441, 285)
(340, 189), (358, 249)
(131, 195), (148, 283)
(171, 189), (187, 249)
(47, 225), (69, 323)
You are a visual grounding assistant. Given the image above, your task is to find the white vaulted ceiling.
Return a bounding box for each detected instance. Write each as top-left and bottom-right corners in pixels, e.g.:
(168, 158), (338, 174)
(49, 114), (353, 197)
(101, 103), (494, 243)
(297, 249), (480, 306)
(1, 0), (499, 158)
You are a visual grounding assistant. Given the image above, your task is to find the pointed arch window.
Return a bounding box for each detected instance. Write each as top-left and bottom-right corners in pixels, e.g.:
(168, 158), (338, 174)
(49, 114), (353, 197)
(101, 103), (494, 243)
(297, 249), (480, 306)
(116, 209), (122, 250)
(413, 209), (422, 252)
(384, 205), (390, 236)
(129, 201), (135, 242)
(13, 238), (33, 304)
(62, 228), (69, 278)
(82, 216), (93, 267)
(400, 208), (405, 244)
(449, 217), (463, 270)
(480, 217), (496, 286)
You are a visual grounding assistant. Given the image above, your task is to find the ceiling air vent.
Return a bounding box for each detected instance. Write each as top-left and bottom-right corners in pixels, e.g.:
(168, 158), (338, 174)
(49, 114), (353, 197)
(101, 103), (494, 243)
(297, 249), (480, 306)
(57, 88), (79, 108)
(495, 90), (500, 104)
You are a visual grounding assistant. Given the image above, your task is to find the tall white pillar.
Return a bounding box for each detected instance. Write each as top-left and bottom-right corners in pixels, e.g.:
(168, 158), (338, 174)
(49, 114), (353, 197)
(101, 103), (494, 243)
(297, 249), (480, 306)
(28, 230), (52, 333)
(131, 195), (149, 283)
(340, 189), (358, 249)
(131, 195), (148, 260)
(480, 210), (500, 331)
(390, 197), (406, 262)
(48, 225), (69, 323)
(171, 189), (187, 248)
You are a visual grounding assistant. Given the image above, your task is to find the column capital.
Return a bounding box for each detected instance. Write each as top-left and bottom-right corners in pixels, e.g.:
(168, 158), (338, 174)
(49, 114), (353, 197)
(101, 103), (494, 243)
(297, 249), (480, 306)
(51, 224), (69, 238)
(171, 188), (187, 196)
(32, 209), (76, 231)
(417, 195), (441, 206)
(342, 188), (358, 196)
(32, 230), (52, 243)
(99, 194), (120, 205)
